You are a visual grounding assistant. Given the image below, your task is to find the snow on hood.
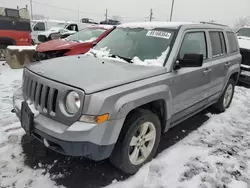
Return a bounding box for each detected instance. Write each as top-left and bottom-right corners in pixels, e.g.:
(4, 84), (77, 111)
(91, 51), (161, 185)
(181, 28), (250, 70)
(85, 47), (170, 67)
(7, 45), (37, 52)
(237, 36), (250, 50)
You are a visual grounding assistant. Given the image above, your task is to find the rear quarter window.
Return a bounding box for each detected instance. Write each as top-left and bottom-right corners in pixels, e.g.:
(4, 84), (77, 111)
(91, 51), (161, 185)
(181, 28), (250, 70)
(226, 32), (238, 53)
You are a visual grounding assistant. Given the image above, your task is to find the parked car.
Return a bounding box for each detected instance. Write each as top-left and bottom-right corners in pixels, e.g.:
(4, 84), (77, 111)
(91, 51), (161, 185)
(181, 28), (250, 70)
(100, 19), (120, 25)
(31, 20), (96, 44)
(13, 22), (240, 174)
(0, 7), (32, 60)
(81, 18), (98, 24)
(236, 27), (250, 84)
(33, 25), (114, 61)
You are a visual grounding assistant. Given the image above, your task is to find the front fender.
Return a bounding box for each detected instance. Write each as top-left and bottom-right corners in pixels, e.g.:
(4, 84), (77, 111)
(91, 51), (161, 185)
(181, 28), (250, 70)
(112, 84), (172, 121)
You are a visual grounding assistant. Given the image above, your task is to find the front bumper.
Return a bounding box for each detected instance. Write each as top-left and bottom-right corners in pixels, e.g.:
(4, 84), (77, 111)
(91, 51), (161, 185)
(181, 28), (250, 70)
(13, 88), (123, 160)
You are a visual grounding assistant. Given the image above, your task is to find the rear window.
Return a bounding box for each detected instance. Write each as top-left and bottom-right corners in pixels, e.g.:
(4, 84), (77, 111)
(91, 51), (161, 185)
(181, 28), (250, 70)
(236, 28), (250, 37)
(0, 19), (31, 31)
(227, 32), (238, 53)
(5, 9), (19, 18)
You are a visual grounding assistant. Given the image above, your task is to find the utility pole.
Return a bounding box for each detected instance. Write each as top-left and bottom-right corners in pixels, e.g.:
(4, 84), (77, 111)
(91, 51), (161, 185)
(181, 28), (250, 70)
(77, 4), (80, 22)
(105, 9), (108, 22)
(149, 9), (153, 22)
(169, 0), (175, 22)
(29, 0), (33, 20)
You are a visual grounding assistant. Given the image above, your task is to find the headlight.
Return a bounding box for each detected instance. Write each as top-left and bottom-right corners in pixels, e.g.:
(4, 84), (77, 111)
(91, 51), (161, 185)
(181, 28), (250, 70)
(65, 91), (81, 114)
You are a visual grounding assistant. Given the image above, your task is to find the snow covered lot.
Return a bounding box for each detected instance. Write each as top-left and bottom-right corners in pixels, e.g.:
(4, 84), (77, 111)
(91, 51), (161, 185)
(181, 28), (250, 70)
(1, 63), (250, 188)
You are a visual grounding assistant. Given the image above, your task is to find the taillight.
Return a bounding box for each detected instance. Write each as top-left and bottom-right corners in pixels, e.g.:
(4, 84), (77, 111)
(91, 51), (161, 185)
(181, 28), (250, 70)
(28, 34), (33, 44)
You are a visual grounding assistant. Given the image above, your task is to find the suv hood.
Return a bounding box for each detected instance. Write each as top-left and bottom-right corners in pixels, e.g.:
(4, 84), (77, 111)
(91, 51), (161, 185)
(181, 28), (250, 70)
(36, 39), (91, 52)
(27, 55), (166, 94)
(237, 36), (250, 50)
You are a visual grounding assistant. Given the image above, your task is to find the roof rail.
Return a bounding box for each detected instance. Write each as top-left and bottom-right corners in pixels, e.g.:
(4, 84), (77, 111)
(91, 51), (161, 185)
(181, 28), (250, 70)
(200, 21), (229, 27)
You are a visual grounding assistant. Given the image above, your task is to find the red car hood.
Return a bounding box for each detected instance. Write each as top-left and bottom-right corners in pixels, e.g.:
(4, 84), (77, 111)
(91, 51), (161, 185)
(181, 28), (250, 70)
(36, 39), (92, 52)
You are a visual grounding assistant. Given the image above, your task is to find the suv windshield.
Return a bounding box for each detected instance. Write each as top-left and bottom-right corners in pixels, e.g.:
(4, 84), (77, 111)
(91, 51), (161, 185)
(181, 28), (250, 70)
(94, 27), (175, 61)
(237, 28), (250, 37)
(68, 28), (105, 42)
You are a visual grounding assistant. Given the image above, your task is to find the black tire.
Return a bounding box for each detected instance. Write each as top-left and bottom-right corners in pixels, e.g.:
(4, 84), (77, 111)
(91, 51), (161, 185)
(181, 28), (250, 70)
(0, 44), (7, 61)
(110, 108), (161, 174)
(213, 79), (235, 112)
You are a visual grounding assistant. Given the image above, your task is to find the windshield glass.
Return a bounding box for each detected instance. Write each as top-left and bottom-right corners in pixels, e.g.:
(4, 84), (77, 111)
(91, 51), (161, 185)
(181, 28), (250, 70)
(67, 28), (105, 42)
(94, 27), (175, 61)
(237, 28), (250, 37)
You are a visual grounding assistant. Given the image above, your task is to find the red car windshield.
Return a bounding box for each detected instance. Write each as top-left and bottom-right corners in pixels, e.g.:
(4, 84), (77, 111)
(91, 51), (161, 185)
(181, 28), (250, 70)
(67, 28), (106, 42)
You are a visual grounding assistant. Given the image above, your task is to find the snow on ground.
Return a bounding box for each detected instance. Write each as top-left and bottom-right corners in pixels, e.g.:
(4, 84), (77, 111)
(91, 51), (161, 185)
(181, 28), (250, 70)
(0, 63), (250, 188)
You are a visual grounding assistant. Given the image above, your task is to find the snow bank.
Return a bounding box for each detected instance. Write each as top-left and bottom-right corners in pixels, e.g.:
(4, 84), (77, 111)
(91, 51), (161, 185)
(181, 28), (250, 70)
(86, 47), (169, 67)
(7, 45), (37, 52)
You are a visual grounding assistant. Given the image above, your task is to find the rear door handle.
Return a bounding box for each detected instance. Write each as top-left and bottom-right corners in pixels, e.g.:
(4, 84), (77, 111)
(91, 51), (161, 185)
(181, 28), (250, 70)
(225, 62), (231, 67)
(203, 68), (211, 75)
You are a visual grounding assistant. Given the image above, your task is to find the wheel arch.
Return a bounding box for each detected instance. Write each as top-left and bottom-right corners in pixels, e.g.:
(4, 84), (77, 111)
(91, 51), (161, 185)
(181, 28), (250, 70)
(113, 84), (172, 135)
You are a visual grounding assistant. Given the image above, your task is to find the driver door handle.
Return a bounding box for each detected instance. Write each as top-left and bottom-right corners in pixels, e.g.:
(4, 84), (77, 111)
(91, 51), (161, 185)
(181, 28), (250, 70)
(203, 68), (211, 75)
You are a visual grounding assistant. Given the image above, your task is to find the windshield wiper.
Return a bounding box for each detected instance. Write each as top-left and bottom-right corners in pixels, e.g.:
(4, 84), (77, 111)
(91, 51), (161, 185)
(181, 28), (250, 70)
(89, 51), (97, 57)
(110, 54), (133, 63)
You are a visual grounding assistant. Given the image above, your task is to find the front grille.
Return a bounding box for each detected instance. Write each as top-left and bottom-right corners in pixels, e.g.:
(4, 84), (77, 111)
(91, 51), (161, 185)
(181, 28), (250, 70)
(23, 73), (59, 116)
(22, 69), (85, 126)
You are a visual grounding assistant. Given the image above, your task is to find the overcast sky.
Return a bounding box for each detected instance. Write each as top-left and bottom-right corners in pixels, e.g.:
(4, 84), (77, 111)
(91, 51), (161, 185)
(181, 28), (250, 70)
(2, 0), (250, 26)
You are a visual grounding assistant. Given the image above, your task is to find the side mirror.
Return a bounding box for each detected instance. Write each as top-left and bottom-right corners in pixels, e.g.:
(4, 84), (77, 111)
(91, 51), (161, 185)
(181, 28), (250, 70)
(174, 54), (203, 70)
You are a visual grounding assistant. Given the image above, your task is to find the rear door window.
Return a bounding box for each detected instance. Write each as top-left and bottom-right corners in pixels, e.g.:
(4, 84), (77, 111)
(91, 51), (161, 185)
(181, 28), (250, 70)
(227, 32), (238, 53)
(209, 31), (227, 57)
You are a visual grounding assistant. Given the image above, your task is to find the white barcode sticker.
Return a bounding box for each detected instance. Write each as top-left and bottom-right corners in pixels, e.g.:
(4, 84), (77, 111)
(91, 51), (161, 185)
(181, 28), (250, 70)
(146, 30), (172, 39)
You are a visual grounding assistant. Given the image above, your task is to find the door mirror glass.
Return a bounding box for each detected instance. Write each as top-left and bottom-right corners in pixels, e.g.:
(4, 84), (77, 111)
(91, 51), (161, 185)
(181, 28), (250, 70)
(176, 53), (203, 69)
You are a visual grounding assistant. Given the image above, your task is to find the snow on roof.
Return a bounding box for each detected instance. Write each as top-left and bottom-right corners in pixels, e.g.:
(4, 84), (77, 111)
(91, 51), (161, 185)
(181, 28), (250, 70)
(7, 45), (37, 52)
(118, 21), (198, 29)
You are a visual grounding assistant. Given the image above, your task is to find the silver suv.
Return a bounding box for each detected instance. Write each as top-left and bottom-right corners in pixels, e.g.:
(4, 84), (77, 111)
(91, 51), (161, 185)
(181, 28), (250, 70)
(13, 22), (241, 174)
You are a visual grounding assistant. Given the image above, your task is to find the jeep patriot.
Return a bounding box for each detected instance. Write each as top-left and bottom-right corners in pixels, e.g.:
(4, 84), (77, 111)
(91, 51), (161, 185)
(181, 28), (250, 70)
(13, 22), (241, 174)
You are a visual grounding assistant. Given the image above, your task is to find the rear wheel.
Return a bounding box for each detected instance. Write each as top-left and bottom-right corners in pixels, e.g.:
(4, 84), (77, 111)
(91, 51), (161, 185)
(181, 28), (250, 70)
(213, 79), (235, 112)
(0, 44), (7, 61)
(110, 109), (161, 174)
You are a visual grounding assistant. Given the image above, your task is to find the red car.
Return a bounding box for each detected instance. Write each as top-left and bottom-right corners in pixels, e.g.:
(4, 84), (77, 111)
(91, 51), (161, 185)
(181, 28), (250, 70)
(34, 25), (114, 61)
(0, 7), (32, 60)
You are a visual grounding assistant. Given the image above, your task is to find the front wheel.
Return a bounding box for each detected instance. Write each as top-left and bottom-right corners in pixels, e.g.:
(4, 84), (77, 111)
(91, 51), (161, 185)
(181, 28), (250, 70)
(110, 109), (161, 174)
(213, 79), (235, 112)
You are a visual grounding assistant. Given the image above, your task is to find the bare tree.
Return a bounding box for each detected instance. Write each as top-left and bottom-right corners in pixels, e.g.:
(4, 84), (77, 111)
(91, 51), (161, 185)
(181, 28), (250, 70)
(234, 17), (250, 31)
